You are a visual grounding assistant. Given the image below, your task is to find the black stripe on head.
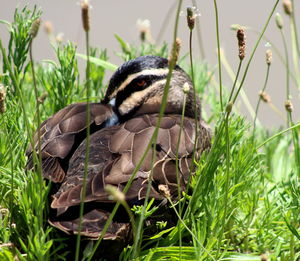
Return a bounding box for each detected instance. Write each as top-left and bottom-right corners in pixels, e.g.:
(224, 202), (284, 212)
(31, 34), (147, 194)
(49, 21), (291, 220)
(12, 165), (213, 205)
(115, 74), (166, 111)
(103, 56), (169, 103)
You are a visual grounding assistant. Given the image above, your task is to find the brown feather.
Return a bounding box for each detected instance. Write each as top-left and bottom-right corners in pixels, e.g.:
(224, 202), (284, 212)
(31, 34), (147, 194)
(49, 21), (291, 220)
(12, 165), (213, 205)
(26, 103), (113, 183)
(46, 114), (210, 239)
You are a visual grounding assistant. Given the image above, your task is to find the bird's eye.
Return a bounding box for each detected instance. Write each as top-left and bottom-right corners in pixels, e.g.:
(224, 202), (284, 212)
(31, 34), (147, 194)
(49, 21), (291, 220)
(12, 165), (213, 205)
(136, 80), (146, 87)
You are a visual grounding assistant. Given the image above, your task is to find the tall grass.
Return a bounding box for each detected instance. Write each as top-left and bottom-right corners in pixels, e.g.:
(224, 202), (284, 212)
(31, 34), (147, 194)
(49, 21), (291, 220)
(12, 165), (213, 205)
(0, 2), (299, 261)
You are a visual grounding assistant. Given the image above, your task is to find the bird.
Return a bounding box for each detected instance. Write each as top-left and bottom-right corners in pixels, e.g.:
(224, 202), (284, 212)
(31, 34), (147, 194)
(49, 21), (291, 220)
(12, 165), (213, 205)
(26, 55), (211, 246)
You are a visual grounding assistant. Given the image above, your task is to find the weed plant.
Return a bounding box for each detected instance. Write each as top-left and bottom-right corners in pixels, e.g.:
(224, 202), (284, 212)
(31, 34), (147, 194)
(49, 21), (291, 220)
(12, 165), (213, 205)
(0, 1), (299, 261)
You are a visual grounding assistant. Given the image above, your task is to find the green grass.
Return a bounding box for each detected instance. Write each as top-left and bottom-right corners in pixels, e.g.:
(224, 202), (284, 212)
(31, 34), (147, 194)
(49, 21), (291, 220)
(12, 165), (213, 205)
(0, 2), (300, 261)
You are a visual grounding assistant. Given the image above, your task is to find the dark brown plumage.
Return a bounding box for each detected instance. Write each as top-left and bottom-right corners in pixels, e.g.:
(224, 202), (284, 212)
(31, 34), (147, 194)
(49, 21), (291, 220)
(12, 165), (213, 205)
(26, 56), (211, 245)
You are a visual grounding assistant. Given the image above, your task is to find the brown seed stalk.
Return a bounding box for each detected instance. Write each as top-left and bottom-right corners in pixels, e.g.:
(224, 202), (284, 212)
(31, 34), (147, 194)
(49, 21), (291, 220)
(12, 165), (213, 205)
(237, 28), (246, 60)
(81, 0), (90, 32)
(186, 7), (195, 30)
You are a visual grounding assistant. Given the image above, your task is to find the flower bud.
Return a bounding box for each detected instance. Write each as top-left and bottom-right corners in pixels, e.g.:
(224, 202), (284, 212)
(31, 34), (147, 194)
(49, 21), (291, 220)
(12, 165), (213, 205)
(168, 38), (181, 64)
(285, 100), (293, 112)
(158, 184), (170, 198)
(30, 18), (41, 39)
(259, 91), (271, 103)
(186, 7), (195, 30)
(105, 185), (125, 202)
(44, 21), (54, 35)
(136, 19), (151, 42)
(225, 102), (233, 114)
(183, 82), (190, 94)
(266, 49), (272, 65)
(283, 0), (293, 16)
(275, 13), (283, 29)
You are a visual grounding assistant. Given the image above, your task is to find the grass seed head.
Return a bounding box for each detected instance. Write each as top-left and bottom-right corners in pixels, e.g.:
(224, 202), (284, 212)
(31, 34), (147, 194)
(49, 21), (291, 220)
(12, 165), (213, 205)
(81, 0), (90, 32)
(37, 92), (48, 105)
(30, 18), (41, 39)
(226, 102), (233, 114)
(259, 91), (271, 103)
(183, 82), (190, 94)
(105, 185), (125, 202)
(0, 84), (6, 114)
(275, 13), (283, 29)
(158, 184), (171, 198)
(44, 21), (54, 35)
(284, 99), (293, 112)
(237, 28), (246, 60)
(169, 37), (181, 64)
(136, 19), (151, 42)
(266, 49), (272, 65)
(187, 7), (195, 30)
(283, 0), (293, 15)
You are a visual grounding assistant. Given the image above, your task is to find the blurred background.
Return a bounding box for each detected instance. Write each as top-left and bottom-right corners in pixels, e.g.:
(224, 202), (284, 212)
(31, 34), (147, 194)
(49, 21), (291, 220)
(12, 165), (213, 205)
(0, 0), (299, 127)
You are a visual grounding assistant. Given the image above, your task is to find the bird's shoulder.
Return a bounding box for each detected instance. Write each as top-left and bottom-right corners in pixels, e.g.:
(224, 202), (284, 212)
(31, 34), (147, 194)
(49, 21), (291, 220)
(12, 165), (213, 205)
(26, 102), (113, 183)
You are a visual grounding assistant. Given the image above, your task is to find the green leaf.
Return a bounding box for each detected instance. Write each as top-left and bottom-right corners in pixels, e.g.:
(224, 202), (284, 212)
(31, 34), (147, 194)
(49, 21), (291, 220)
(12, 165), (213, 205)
(150, 227), (175, 239)
(114, 34), (130, 54)
(0, 20), (11, 30)
(76, 53), (117, 71)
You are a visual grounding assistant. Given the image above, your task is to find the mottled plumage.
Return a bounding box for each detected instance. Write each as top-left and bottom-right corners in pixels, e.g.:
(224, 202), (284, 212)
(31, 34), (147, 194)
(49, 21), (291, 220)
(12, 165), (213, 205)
(26, 55), (211, 243)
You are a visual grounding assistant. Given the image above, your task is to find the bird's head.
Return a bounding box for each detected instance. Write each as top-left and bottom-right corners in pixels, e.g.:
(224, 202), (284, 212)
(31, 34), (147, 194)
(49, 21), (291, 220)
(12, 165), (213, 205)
(103, 55), (201, 122)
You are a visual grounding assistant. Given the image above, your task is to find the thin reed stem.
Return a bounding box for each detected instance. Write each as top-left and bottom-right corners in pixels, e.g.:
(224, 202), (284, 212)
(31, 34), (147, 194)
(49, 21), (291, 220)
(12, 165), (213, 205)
(213, 0), (223, 110)
(29, 38), (43, 226)
(217, 113), (230, 257)
(188, 26), (200, 177)
(253, 64), (270, 136)
(220, 50), (256, 120)
(88, 1), (183, 259)
(167, 197), (216, 261)
(232, 0), (280, 105)
(75, 26), (91, 261)
(248, 27), (298, 86)
(0, 40), (37, 173)
(156, 2), (176, 44)
(228, 60), (242, 102)
(189, 0), (280, 214)
(191, 0), (205, 59)
(174, 89), (188, 259)
(291, 0), (300, 57)
(279, 30), (290, 101)
(132, 2), (183, 258)
(256, 122), (300, 149)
